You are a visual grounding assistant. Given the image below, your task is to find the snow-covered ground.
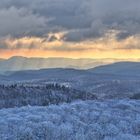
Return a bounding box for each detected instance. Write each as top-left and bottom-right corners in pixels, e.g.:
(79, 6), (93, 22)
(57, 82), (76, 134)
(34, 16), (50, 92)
(0, 100), (140, 140)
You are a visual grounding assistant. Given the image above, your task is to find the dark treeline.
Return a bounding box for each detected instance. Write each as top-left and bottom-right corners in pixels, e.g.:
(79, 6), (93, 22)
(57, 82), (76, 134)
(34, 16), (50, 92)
(0, 83), (97, 109)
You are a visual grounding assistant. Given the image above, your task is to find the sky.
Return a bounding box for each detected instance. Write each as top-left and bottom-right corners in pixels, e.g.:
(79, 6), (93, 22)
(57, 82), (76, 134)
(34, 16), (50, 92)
(0, 0), (140, 59)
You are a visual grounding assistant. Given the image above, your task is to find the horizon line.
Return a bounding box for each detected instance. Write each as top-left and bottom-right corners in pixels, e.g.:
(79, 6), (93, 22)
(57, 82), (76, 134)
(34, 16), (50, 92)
(1, 55), (140, 60)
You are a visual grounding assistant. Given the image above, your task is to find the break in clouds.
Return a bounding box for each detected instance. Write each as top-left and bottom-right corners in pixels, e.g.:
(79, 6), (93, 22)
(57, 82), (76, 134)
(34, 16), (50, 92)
(0, 0), (140, 51)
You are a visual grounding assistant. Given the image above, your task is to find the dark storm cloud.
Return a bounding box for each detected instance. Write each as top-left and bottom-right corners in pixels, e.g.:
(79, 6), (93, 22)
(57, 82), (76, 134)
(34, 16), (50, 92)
(0, 0), (140, 42)
(116, 32), (131, 41)
(64, 20), (106, 42)
(0, 7), (48, 37)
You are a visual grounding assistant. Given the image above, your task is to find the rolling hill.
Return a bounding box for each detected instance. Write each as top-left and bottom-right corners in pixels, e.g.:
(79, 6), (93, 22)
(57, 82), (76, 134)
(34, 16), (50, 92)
(89, 62), (140, 76)
(0, 61), (140, 81)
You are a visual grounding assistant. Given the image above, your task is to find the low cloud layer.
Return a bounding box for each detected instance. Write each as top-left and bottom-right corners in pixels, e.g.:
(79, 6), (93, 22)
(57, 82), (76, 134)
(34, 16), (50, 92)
(0, 0), (140, 52)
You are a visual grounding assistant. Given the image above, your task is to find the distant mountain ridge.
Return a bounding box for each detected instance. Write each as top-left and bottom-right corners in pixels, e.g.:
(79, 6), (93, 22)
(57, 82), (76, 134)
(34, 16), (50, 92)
(7, 68), (89, 81)
(0, 56), (119, 73)
(0, 56), (140, 81)
(0, 61), (140, 81)
(89, 61), (140, 76)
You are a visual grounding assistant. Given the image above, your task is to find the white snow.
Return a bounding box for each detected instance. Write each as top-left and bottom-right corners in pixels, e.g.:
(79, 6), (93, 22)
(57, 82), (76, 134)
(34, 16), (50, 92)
(0, 99), (140, 140)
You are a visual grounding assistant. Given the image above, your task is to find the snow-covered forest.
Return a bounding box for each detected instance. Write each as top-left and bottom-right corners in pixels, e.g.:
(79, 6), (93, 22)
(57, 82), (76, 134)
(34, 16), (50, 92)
(0, 83), (96, 108)
(0, 68), (140, 140)
(0, 100), (140, 140)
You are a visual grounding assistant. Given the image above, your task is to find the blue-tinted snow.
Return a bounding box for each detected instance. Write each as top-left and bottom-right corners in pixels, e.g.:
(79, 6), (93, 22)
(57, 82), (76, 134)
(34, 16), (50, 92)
(0, 100), (140, 140)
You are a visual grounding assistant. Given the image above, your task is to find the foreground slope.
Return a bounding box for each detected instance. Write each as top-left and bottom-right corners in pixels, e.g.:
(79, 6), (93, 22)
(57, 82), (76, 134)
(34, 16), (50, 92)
(0, 100), (140, 140)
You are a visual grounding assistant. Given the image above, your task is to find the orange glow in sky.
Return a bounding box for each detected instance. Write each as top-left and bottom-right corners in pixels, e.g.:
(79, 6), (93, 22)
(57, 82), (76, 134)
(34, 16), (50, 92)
(1, 49), (140, 59)
(1, 35), (140, 59)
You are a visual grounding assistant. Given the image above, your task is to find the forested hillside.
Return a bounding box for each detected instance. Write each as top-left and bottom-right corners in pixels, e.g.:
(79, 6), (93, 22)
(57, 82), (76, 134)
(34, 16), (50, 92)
(0, 83), (96, 109)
